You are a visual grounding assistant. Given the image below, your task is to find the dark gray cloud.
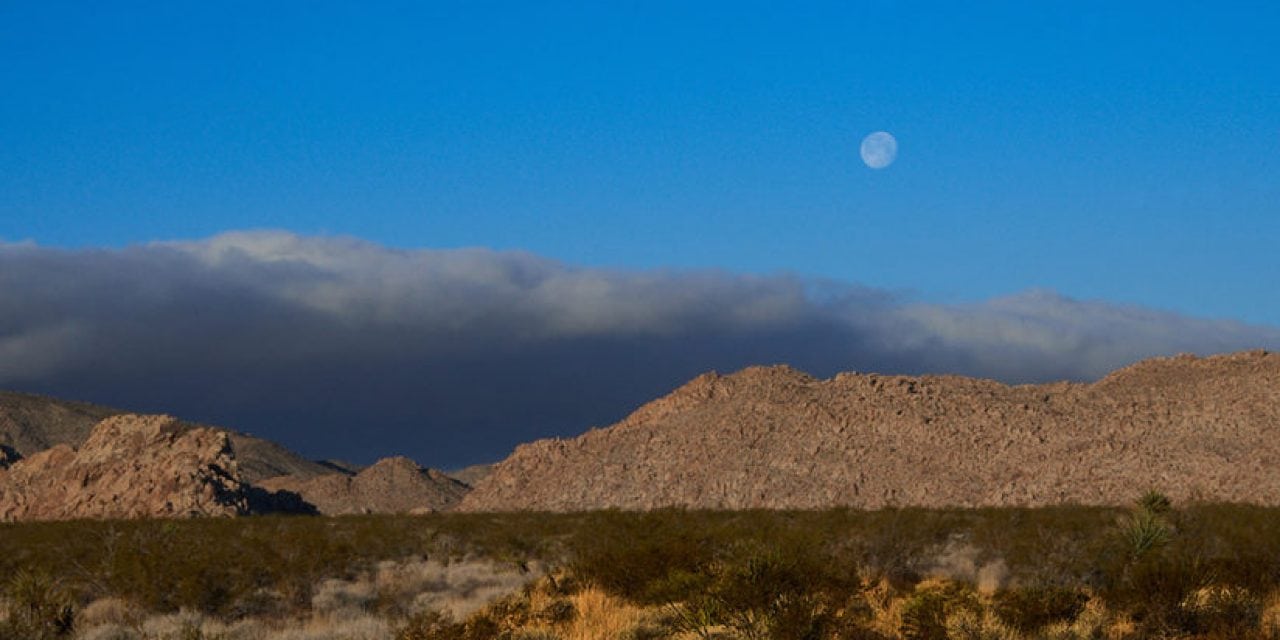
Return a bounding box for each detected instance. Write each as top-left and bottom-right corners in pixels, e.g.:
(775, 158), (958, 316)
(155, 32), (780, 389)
(2, 230), (1278, 467)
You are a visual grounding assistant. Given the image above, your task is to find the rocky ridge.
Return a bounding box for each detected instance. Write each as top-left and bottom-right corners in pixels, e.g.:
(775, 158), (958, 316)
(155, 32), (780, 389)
(459, 350), (1280, 511)
(0, 414), (251, 521)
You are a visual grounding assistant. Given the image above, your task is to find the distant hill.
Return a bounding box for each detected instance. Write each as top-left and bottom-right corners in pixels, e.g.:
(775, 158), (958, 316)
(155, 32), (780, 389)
(0, 390), (336, 484)
(0, 391), (474, 520)
(259, 457), (470, 515)
(460, 350), (1280, 511)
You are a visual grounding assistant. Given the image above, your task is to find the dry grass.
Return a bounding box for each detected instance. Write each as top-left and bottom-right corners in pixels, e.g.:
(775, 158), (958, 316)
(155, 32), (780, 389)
(558, 588), (659, 640)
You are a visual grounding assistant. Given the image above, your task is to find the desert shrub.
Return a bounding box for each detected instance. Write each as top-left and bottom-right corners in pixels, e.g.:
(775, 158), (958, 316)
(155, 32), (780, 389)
(77, 624), (141, 640)
(1179, 585), (1263, 636)
(568, 510), (723, 604)
(398, 609), (467, 640)
(707, 542), (841, 640)
(2, 568), (75, 639)
(897, 581), (980, 640)
(1119, 508), (1172, 559)
(943, 609), (1020, 640)
(990, 586), (1088, 632)
(1137, 490), (1173, 516)
(77, 597), (142, 630)
(535, 597), (575, 625)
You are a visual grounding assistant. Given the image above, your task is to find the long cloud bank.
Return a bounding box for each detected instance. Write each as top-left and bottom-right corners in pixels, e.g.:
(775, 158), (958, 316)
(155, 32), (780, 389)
(2, 230), (1278, 466)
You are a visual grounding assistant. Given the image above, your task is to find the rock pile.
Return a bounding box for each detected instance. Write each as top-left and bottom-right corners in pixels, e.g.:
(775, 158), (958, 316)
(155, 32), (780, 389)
(0, 414), (251, 521)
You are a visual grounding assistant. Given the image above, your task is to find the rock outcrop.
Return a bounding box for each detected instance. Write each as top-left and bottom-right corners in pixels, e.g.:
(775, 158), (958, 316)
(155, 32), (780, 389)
(460, 350), (1280, 511)
(0, 391), (338, 484)
(0, 414), (252, 521)
(258, 457), (470, 515)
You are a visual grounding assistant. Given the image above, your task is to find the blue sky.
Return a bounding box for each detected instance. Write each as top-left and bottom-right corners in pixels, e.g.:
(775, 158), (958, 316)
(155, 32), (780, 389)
(3, 2), (1279, 324)
(2, 3), (1280, 464)
(2, 2), (1277, 323)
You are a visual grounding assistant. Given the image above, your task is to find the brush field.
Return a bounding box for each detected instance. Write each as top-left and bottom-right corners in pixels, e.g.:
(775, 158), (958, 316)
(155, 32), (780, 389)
(3, 497), (1280, 639)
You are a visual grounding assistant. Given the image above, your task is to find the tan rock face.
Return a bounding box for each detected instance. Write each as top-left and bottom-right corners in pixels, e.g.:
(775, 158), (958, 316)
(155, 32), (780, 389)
(258, 456), (469, 515)
(0, 414), (250, 521)
(460, 350), (1280, 511)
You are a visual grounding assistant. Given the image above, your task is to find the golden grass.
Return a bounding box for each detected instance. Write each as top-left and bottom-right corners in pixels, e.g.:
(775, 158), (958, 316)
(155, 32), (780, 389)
(557, 587), (658, 640)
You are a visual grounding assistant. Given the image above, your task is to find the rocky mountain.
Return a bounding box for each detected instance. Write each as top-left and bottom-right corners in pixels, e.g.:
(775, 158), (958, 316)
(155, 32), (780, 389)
(459, 350), (1280, 511)
(258, 457), (470, 515)
(0, 414), (251, 521)
(0, 391), (336, 484)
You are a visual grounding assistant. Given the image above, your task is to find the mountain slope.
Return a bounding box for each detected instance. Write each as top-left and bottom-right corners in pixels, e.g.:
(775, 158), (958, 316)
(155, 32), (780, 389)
(459, 350), (1280, 511)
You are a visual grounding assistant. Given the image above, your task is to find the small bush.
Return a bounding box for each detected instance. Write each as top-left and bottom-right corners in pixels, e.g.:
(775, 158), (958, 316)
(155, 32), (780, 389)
(1180, 585), (1262, 636)
(898, 581), (980, 640)
(990, 586), (1088, 632)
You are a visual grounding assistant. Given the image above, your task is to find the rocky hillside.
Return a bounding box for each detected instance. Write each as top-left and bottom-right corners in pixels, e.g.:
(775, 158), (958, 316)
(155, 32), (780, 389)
(0, 414), (251, 521)
(258, 457), (470, 515)
(459, 350), (1280, 511)
(0, 391), (335, 483)
(0, 391), (117, 456)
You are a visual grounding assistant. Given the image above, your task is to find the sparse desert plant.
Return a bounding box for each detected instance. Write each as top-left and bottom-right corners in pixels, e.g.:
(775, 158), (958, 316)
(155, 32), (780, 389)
(397, 609), (467, 640)
(264, 614), (390, 640)
(897, 580), (980, 640)
(310, 579), (376, 616)
(989, 586), (1088, 633)
(397, 558), (533, 620)
(77, 624), (141, 640)
(77, 598), (142, 631)
(1136, 490), (1173, 516)
(1179, 584), (1262, 636)
(137, 610), (207, 640)
(1119, 508), (1171, 560)
(942, 609), (1019, 640)
(3, 568), (75, 639)
(662, 596), (723, 639)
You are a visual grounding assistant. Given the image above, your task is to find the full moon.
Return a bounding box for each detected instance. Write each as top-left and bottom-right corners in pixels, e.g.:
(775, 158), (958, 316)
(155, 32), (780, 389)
(860, 131), (898, 169)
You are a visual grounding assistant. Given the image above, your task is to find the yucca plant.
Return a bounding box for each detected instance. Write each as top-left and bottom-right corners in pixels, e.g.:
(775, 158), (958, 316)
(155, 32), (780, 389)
(3, 569), (74, 639)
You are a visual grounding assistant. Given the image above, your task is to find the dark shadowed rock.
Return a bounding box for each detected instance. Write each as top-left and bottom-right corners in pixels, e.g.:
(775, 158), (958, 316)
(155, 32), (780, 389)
(0, 444), (19, 469)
